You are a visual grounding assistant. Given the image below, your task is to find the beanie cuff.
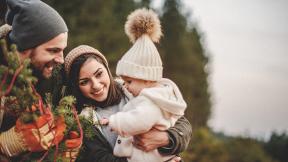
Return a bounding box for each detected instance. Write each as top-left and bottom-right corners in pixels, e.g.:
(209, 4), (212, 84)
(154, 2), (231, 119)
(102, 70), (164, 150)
(64, 45), (108, 75)
(116, 60), (162, 81)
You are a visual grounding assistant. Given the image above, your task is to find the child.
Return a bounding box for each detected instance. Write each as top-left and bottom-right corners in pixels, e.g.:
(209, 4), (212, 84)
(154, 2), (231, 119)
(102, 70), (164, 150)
(101, 8), (187, 162)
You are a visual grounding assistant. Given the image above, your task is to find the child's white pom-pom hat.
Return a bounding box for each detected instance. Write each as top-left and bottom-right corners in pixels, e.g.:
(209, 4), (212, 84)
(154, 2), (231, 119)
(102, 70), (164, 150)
(116, 8), (163, 81)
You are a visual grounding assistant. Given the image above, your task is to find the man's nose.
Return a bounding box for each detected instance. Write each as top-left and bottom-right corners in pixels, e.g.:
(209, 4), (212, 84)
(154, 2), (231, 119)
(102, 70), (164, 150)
(54, 52), (64, 64)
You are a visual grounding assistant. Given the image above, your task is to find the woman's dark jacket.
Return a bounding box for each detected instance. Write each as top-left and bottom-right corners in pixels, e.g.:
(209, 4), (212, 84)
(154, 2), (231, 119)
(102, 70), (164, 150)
(76, 116), (192, 162)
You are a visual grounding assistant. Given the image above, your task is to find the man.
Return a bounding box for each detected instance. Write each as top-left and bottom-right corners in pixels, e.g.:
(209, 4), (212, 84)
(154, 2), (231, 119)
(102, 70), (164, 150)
(0, 0), (69, 161)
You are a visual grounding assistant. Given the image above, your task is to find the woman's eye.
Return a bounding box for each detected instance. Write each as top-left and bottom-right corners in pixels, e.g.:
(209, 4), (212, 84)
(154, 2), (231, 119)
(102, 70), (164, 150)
(95, 71), (103, 78)
(79, 80), (88, 86)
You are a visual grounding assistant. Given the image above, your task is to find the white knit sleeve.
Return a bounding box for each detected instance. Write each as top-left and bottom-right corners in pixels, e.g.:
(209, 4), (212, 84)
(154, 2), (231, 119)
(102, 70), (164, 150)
(109, 96), (161, 136)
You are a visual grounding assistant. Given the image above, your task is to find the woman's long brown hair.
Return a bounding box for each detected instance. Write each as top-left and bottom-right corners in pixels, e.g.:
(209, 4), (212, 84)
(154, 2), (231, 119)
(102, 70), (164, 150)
(66, 53), (123, 111)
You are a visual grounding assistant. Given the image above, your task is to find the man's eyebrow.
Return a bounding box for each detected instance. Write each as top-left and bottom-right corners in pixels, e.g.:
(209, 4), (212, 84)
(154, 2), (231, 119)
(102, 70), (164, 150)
(46, 47), (62, 51)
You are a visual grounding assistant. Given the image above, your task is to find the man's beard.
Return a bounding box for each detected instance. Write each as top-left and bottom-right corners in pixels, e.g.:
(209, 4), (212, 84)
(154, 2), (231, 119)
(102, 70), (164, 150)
(31, 64), (46, 81)
(31, 63), (55, 80)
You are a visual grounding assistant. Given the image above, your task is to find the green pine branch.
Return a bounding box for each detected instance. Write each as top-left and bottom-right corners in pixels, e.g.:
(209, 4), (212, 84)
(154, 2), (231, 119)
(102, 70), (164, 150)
(0, 39), (38, 122)
(0, 39), (96, 161)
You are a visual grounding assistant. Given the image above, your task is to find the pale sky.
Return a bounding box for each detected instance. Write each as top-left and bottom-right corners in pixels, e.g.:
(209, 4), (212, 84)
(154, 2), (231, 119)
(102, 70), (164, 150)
(153, 0), (288, 139)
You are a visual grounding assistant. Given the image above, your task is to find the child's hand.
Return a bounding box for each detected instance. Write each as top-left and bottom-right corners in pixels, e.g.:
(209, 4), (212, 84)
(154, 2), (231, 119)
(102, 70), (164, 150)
(100, 118), (109, 125)
(169, 156), (181, 162)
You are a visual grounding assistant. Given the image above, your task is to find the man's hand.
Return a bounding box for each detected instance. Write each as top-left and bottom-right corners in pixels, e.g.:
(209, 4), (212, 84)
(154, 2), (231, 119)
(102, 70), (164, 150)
(62, 131), (82, 162)
(0, 114), (66, 156)
(133, 128), (169, 152)
(15, 113), (66, 152)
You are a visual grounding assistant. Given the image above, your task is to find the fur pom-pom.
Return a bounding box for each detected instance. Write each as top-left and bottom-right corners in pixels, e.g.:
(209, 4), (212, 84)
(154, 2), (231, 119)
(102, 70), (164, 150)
(125, 8), (162, 43)
(0, 24), (12, 38)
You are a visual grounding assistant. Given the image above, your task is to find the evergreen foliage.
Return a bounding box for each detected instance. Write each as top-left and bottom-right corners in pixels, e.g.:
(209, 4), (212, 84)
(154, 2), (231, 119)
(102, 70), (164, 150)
(182, 128), (279, 162)
(46, 0), (135, 70)
(160, 0), (211, 128)
(224, 137), (278, 162)
(264, 132), (288, 162)
(0, 39), (96, 161)
(0, 39), (38, 122)
(182, 128), (229, 162)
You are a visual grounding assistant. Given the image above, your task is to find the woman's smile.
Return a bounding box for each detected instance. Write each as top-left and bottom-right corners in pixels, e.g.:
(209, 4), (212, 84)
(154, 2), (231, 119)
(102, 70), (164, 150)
(91, 87), (104, 95)
(79, 58), (110, 102)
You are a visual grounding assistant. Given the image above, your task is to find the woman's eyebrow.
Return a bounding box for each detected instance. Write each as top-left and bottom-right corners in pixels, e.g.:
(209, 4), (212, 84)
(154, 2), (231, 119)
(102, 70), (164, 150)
(79, 68), (102, 81)
(79, 77), (88, 81)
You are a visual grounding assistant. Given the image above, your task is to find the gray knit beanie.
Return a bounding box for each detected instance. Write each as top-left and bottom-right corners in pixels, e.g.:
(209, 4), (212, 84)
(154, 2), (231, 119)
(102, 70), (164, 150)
(5, 0), (68, 51)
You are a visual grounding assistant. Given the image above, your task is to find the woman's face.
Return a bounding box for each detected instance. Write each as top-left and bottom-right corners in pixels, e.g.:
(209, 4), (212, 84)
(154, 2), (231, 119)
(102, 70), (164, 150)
(78, 58), (110, 102)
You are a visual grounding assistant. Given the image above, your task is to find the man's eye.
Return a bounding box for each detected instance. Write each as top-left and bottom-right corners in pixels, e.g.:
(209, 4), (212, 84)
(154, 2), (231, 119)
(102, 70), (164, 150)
(48, 48), (60, 54)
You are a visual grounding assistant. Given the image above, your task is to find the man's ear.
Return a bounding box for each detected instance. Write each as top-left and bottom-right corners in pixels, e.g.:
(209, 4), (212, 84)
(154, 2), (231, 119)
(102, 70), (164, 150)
(19, 49), (32, 61)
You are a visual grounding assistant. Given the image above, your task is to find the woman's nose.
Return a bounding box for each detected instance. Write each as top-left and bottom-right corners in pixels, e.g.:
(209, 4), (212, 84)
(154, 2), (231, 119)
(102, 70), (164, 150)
(91, 77), (101, 89)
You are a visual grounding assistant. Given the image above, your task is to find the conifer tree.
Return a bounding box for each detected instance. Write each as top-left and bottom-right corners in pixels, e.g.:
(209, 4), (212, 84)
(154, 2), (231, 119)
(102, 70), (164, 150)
(160, 0), (211, 128)
(47, 0), (135, 65)
(138, 0), (151, 8)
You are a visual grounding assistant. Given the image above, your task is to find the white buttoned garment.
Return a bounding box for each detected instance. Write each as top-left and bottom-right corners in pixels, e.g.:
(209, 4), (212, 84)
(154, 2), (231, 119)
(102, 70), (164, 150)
(109, 78), (187, 162)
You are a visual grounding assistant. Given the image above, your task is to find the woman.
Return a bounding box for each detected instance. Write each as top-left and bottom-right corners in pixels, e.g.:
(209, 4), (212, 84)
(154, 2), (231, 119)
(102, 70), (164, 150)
(64, 45), (191, 162)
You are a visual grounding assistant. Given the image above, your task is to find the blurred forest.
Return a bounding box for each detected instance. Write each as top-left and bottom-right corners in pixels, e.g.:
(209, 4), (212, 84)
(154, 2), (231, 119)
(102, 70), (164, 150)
(1, 0), (287, 161)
